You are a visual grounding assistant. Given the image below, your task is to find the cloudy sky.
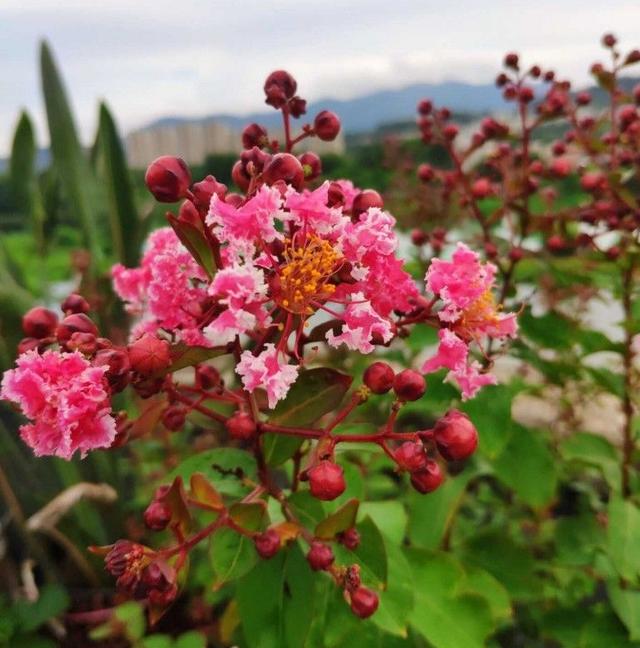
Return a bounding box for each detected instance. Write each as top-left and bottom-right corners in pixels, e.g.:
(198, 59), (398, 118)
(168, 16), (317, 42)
(1, 0), (639, 155)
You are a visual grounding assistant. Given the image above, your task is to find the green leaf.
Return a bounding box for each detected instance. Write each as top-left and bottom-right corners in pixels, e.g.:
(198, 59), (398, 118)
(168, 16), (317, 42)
(40, 41), (102, 267)
(492, 425), (557, 508)
(554, 513), (605, 567)
(585, 367), (624, 399)
(229, 501), (267, 531)
(263, 368), (352, 465)
(169, 448), (257, 497)
(608, 497), (640, 582)
(13, 584), (70, 633)
(167, 212), (216, 278)
(315, 498), (359, 540)
(519, 308), (574, 350)
(359, 500), (407, 545)
(210, 527), (257, 588)
(175, 631), (208, 648)
(335, 515), (387, 586)
(407, 550), (495, 648)
(457, 567), (512, 623)
(608, 581), (640, 640)
(96, 102), (140, 266)
(141, 636), (173, 648)
(559, 432), (620, 491)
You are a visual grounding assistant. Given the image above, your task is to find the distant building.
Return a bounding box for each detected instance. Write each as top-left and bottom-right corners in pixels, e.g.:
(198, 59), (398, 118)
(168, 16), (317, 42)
(125, 120), (345, 169)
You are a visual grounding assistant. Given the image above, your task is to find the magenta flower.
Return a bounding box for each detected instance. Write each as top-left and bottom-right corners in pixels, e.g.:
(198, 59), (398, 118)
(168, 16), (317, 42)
(1, 350), (116, 459)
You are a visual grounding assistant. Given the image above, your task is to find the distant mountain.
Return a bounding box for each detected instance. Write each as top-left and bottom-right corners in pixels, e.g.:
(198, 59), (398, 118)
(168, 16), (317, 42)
(143, 81), (506, 135)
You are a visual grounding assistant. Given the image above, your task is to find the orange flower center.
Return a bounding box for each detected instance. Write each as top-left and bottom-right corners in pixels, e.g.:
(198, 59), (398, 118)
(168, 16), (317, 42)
(454, 289), (500, 339)
(277, 235), (341, 314)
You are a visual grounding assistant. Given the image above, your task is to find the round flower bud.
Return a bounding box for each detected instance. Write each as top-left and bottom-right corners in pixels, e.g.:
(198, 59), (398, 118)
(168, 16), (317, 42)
(242, 123), (268, 150)
(61, 293), (90, 315)
(314, 110), (341, 141)
(339, 528), (361, 551)
(394, 442), (428, 472)
(307, 541), (334, 571)
(264, 70), (297, 108)
(56, 313), (98, 346)
(66, 331), (98, 355)
(231, 160), (251, 192)
(262, 153), (304, 190)
(226, 411), (257, 441)
(145, 156), (192, 203)
(411, 228), (428, 246)
(162, 405), (187, 432)
(434, 410), (478, 461)
(128, 334), (171, 375)
(410, 459), (444, 494)
(352, 190), (383, 217)
(471, 178), (492, 199)
(393, 369), (426, 401)
(143, 500), (172, 531)
(417, 163), (434, 183)
(350, 587), (379, 619)
(602, 33), (617, 48)
(191, 175), (227, 211)
(17, 338), (41, 355)
(254, 529), (281, 559)
(22, 307), (58, 339)
(195, 365), (222, 390)
(308, 461), (346, 501)
(443, 124), (459, 140)
(547, 235), (566, 252)
(504, 52), (519, 69)
(363, 362), (395, 394)
(298, 151), (322, 180)
(576, 91), (592, 106)
(327, 182), (346, 207)
(289, 96), (307, 118)
(417, 99), (432, 116)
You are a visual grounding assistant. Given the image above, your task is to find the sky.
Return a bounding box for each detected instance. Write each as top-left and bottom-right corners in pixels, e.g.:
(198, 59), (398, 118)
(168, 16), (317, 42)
(1, 0), (639, 155)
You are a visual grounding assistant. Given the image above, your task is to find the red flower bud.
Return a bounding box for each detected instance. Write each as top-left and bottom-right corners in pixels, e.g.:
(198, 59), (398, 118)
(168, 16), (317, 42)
(22, 307), (58, 339)
(289, 96), (307, 118)
(410, 459), (444, 494)
(550, 158), (571, 178)
(394, 442), (428, 472)
(363, 361), (395, 394)
(145, 156), (191, 203)
(262, 153), (304, 190)
(509, 247), (524, 262)
(162, 405), (187, 431)
(350, 587), (379, 619)
(417, 99), (432, 116)
(411, 228), (428, 246)
(471, 178), (492, 199)
(308, 461), (346, 501)
(17, 338), (41, 355)
(352, 190), (384, 217)
(393, 369), (426, 401)
(434, 410), (478, 461)
(254, 529), (281, 559)
(56, 313), (98, 346)
(417, 163), (434, 183)
(519, 86), (535, 103)
(128, 334), (171, 375)
(66, 332), (97, 355)
(61, 293), (90, 315)
(264, 70), (297, 109)
(307, 541), (334, 571)
(314, 110), (341, 141)
(231, 160), (251, 192)
(298, 151), (322, 180)
(504, 52), (519, 69)
(143, 500), (172, 531)
(602, 33), (617, 48)
(226, 411), (257, 441)
(442, 124), (459, 140)
(191, 175), (227, 211)
(547, 234), (566, 252)
(195, 364), (222, 390)
(576, 91), (592, 106)
(339, 528), (361, 551)
(327, 181), (346, 207)
(242, 123), (268, 150)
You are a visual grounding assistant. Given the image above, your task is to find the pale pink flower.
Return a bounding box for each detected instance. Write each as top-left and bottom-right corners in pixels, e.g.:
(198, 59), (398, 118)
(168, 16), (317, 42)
(204, 265), (269, 344)
(326, 294), (393, 353)
(236, 344), (299, 408)
(340, 208), (398, 261)
(421, 329), (496, 399)
(1, 350), (116, 459)
(206, 185), (282, 258)
(112, 227), (210, 345)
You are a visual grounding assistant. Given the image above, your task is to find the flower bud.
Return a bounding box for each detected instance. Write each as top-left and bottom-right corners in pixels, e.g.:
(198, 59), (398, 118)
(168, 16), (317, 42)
(546, 235), (566, 252)
(410, 459), (444, 494)
(195, 364), (222, 390)
(298, 151), (322, 180)
(226, 411), (257, 441)
(519, 86), (535, 103)
(289, 96), (307, 118)
(602, 33), (617, 48)
(339, 527), (360, 550)
(254, 529), (281, 559)
(434, 410), (478, 461)
(231, 160), (251, 192)
(352, 190), (383, 217)
(264, 70), (297, 109)
(191, 175), (227, 211)
(327, 182), (346, 207)
(411, 228), (428, 246)
(442, 124), (459, 140)
(471, 178), (492, 199)
(22, 307), (58, 339)
(417, 99), (432, 116)
(314, 110), (341, 141)
(262, 153), (304, 190)
(508, 247), (524, 262)
(394, 442), (428, 472)
(350, 587), (379, 619)
(66, 331), (98, 355)
(504, 52), (519, 69)
(128, 334), (171, 375)
(242, 123), (268, 150)
(417, 163), (434, 183)
(550, 158), (571, 178)
(576, 91), (592, 106)
(308, 461), (346, 501)
(307, 541), (334, 571)
(17, 338), (41, 355)
(393, 369), (426, 401)
(162, 405), (187, 431)
(56, 313), (98, 346)
(145, 156), (191, 203)
(143, 500), (172, 531)
(363, 361), (395, 394)
(61, 293), (90, 315)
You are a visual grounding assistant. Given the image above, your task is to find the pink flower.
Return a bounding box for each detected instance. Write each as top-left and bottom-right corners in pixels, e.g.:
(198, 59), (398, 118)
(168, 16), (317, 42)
(1, 350), (116, 459)
(340, 208), (398, 261)
(206, 185), (282, 258)
(236, 344), (298, 408)
(332, 179), (360, 212)
(284, 182), (344, 235)
(112, 228), (211, 346)
(326, 294), (393, 353)
(204, 265), (269, 344)
(421, 329), (496, 399)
